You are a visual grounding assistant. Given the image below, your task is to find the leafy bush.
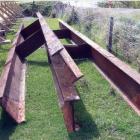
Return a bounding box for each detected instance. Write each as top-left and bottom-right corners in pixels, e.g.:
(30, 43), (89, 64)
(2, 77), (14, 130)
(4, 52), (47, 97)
(20, 1), (65, 17)
(66, 8), (80, 25)
(98, 1), (140, 8)
(113, 17), (140, 64)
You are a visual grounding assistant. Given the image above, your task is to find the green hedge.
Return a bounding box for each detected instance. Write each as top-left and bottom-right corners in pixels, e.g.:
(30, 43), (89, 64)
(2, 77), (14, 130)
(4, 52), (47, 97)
(98, 1), (140, 8)
(20, 1), (65, 17)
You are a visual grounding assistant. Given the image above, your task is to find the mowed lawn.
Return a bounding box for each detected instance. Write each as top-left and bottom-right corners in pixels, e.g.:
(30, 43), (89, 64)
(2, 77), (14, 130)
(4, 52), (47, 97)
(0, 17), (140, 140)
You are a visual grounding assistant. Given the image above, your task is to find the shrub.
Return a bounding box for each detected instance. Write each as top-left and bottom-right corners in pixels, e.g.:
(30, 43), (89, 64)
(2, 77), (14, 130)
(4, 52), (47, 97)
(66, 8), (80, 25)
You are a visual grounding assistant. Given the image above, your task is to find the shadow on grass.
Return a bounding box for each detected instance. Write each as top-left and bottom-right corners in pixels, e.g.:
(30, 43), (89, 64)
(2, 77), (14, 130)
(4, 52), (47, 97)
(27, 60), (49, 67)
(69, 100), (100, 140)
(0, 110), (17, 140)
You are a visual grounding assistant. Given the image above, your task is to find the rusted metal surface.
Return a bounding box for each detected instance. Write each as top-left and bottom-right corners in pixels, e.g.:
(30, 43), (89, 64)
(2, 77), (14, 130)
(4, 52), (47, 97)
(0, 12), (12, 26)
(1, 3), (16, 19)
(0, 7), (15, 22)
(21, 20), (41, 39)
(0, 24), (26, 123)
(62, 102), (75, 132)
(53, 29), (71, 39)
(37, 12), (64, 56)
(58, 19), (140, 115)
(1, 2), (16, 18)
(16, 29), (45, 59)
(64, 44), (91, 59)
(3, 2), (18, 17)
(37, 13), (83, 132)
(50, 64), (78, 132)
(13, 13), (83, 132)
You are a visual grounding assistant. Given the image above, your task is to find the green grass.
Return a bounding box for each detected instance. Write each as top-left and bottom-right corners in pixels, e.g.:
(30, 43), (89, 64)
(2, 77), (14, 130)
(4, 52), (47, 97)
(0, 18), (140, 140)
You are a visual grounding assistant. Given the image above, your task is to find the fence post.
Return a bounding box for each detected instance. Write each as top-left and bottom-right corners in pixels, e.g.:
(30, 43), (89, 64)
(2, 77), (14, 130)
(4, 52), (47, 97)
(107, 16), (114, 52)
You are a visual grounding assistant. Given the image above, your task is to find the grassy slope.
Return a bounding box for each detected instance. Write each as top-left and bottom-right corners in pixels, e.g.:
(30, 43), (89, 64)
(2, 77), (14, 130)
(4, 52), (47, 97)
(0, 18), (139, 140)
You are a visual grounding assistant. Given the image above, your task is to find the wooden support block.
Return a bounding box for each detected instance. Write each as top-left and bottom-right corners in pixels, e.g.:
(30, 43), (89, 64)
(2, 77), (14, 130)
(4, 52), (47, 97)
(0, 24), (26, 123)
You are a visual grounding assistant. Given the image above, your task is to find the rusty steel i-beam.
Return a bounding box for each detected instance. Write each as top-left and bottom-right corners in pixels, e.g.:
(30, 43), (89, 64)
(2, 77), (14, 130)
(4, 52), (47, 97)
(0, 12), (140, 133)
(58, 19), (140, 116)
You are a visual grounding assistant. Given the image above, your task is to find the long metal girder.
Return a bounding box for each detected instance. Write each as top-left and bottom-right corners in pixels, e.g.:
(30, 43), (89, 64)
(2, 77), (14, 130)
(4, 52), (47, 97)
(58, 19), (140, 116)
(15, 13), (83, 132)
(0, 24), (26, 123)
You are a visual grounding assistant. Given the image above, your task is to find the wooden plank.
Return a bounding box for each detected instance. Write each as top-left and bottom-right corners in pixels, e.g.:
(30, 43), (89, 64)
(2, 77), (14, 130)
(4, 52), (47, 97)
(16, 29), (45, 59)
(37, 12), (64, 56)
(59, 19), (140, 115)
